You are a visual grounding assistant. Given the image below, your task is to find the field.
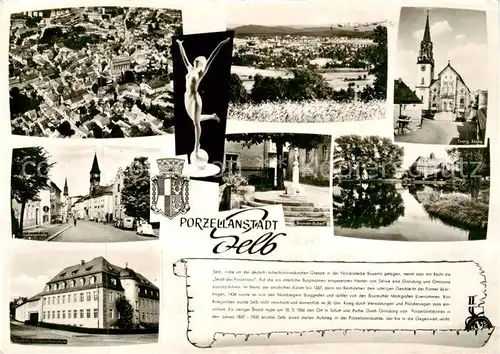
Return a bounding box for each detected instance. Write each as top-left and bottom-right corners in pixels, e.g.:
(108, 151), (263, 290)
(229, 99), (386, 123)
(232, 65), (373, 91)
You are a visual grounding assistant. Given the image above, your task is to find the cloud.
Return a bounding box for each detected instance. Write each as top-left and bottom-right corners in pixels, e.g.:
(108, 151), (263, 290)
(447, 42), (488, 91)
(413, 20), (452, 40)
(455, 34), (466, 41)
(396, 49), (418, 89)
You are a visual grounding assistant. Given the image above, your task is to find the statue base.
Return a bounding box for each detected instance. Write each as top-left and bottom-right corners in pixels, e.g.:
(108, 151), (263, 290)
(283, 183), (305, 196)
(184, 163), (220, 178)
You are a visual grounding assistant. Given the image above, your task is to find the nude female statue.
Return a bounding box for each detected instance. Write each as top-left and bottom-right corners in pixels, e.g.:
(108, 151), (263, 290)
(177, 37), (231, 169)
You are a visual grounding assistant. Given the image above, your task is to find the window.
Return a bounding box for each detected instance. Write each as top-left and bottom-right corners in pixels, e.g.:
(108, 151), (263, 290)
(94, 309), (98, 318)
(420, 77), (424, 85)
(62, 310), (65, 319)
(70, 280), (75, 287)
(109, 309), (114, 319)
(110, 278), (117, 286)
(86, 309), (91, 318)
(47, 312), (50, 319)
(225, 154), (239, 173)
(420, 65), (426, 72)
(74, 294), (78, 302)
(74, 310), (77, 318)
(141, 312), (145, 320)
(62, 295), (65, 304)
(43, 298), (46, 305)
(322, 146), (328, 161)
(52, 311), (55, 318)
(90, 277), (95, 285)
(42, 312), (45, 320)
(61, 282), (66, 289)
(109, 292), (113, 302)
(57, 296), (60, 304)
(87, 292), (91, 301)
(57, 311), (60, 319)
(68, 295), (71, 303)
(68, 310), (71, 319)
(93, 290), (98, 300)
(80, 293), (84, 302)
(80, 309), (84, 318)
(79, 278), (85, 286)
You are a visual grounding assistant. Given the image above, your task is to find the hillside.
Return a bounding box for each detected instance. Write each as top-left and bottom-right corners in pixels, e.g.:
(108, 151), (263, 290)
(231, 24), (379, 39)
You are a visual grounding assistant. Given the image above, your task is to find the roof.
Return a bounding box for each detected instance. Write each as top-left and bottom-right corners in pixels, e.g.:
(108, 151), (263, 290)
(46, 256), (159, 290)
(412, 153), (448, 168)
(436, 62), (470, 93)
(393, 79), (422, 104)
(92, 185), (113, 197)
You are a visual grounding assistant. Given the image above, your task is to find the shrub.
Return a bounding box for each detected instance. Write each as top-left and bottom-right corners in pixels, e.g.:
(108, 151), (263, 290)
(223, 173), (248, 192)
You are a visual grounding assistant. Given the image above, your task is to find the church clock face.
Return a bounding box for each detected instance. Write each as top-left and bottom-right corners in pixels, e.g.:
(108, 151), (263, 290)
(421, 65), (426, 72)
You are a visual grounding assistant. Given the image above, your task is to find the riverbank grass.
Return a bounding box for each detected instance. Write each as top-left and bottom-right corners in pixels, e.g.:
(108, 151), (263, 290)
(423, 194), (488, 229)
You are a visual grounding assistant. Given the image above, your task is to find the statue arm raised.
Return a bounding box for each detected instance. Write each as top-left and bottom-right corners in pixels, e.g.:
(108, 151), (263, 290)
(176, 40), (192, 70)
(200, 37), (231, 80)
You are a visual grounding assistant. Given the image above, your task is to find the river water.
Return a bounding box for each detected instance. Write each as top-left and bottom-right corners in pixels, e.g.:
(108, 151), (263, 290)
(333, 182), (485, 242)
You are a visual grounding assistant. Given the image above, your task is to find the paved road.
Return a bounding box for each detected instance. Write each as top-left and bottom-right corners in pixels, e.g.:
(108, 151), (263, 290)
(50, 220), (159, 242)
(11, 321), (158, 347)
(396, 119), (477, 145)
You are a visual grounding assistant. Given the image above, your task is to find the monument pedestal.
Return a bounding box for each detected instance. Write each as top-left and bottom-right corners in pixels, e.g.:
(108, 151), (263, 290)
(281, 147), (306, 198)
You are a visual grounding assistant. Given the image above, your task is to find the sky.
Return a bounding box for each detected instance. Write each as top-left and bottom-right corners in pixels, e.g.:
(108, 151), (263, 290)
(10, 242), (160, 300)
(226, 0), (389, 27)
(41, 144), (160, 197)
(399, 143), (451, 169)
(396, 7), (488, 92)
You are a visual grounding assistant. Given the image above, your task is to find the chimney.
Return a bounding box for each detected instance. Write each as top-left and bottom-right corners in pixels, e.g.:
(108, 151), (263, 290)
(81, 260), (85, 265)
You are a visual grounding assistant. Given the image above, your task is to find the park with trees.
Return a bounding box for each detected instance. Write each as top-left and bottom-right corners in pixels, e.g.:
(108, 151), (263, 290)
(332, 135), (490, 241)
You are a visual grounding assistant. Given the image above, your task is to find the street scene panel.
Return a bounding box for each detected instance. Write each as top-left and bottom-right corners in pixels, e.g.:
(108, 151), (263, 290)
(11, 143), (162, 242)
(9, 244), (160, 346)
(220, 133), (332, 228)
(225, 2), (388, 123)
(394, 7), (489, 145)
(332, 134), (490, 241)
(9, 7), (182, 138)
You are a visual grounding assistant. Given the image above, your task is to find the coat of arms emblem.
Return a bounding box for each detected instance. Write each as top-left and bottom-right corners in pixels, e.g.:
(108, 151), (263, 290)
(151, 158), (190, 219)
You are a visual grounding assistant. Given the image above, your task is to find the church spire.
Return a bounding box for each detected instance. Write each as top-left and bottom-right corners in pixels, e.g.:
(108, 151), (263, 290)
(423, 10), (431, 43)
(417, 9), (434, 65)
(90, 152), (101, 174)
(63, 178), (68, 196)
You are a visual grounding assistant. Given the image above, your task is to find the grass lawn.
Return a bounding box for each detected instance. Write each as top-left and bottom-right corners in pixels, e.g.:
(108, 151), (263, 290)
(423, 194), (488, 229)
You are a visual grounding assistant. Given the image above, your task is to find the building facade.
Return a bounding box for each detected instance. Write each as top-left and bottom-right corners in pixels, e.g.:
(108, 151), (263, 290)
(12, 183), (55, 230)
(286, 138), (332, 182)
(14, 257), (159, 328)
(409, 153), (453, 179)
(415, 11), (471, 118)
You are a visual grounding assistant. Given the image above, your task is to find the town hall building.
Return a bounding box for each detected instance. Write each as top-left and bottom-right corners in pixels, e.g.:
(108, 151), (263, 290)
(415, 10), (471, 119)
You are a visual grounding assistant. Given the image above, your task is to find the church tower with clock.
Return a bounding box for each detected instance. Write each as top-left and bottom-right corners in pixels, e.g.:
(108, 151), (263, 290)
(415, 10), (434, 110)
(90, 152), (101, 196)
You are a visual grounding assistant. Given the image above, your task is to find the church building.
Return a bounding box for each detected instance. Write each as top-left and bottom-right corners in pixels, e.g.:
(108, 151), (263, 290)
(415, 10), (471, 119)
(71, 153), (114, 223)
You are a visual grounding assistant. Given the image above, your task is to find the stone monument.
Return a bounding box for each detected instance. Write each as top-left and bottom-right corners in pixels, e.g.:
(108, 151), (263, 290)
(284, 147), (304, 197)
